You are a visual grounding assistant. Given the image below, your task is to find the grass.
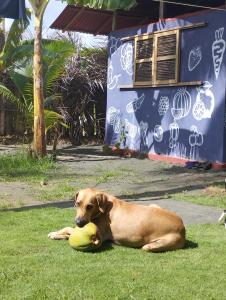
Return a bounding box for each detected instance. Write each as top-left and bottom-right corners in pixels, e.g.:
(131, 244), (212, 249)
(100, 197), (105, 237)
(1, 208), (226, 300)
(173, 184), (226, 208)
(0, 151), (56, 182)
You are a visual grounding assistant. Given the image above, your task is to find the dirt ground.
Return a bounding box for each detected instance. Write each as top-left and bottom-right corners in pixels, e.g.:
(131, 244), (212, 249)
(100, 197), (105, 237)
(0, 144), (225, 224)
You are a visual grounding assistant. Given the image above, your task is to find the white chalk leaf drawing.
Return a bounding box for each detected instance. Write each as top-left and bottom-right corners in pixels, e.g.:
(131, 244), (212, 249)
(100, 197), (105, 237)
(169, 121), (179, 149)
(188, 46), (202, 71)
(189, 125), (204, 160)
(120, 43), (133, 75)
(212, 27), (226, 79)
(139, 121), (148, 145)
(153, 125), (164, 142)
(126, 94), (145, 113)
(192, 81), (215, 121)
(107, 62), (121, 90)
(158, 96), (169, 116)
(125, 119), (138, 139)
(171, 88), (191, 120)
(106, 106), (121, 134)
(109, 36), (121, 56)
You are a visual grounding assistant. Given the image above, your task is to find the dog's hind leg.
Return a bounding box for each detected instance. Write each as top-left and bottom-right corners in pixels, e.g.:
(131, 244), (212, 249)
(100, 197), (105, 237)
(48, 227), (74, 240)
(142, 233), (185, 252)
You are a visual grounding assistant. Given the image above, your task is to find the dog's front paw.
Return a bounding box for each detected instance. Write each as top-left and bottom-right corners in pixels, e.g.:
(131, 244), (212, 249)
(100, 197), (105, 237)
(48, 231), (60, 240)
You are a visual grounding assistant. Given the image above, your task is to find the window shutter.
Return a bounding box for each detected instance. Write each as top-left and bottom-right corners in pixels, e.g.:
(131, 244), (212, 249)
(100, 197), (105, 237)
(134, 36), (153, 85)
(155, 30), (180, 84)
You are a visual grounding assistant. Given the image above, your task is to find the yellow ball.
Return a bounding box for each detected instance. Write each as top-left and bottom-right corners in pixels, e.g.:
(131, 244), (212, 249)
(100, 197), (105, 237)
(69, 222), (101, 252)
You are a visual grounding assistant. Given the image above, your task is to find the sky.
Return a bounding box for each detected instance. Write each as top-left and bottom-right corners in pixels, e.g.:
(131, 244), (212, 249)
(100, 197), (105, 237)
(4, 1), (105, 46)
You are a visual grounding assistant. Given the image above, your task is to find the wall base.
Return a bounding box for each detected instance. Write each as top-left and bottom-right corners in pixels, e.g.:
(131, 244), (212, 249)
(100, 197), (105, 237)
(111, 147), (226, 170)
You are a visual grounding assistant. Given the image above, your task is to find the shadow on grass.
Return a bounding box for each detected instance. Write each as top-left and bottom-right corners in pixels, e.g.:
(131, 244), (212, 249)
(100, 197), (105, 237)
(184, 239), (199, 250)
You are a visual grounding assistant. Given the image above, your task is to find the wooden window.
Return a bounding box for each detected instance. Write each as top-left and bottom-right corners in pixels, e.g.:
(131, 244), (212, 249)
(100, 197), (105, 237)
(134, 29), (180, 86)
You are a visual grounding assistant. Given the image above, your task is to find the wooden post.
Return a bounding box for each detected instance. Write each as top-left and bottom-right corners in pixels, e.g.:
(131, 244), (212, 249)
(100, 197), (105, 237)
(112, 10), (117, 31)
(159, 0), (165, 19)
(0, 19), (5, 136)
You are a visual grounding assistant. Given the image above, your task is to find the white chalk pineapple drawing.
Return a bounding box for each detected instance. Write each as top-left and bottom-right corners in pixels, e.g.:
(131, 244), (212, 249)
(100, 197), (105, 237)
(212, 27), (226, 79)
(126, 94), (145, 113)
(188, 47), (202, 71)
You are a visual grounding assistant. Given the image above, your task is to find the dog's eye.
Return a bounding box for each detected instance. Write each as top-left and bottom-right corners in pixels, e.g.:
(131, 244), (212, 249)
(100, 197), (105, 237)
(86, 204), (93, 210)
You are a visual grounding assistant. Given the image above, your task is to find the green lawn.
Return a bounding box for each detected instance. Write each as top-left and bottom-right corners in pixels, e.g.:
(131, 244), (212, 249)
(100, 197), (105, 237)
(1, 208), (226, 300)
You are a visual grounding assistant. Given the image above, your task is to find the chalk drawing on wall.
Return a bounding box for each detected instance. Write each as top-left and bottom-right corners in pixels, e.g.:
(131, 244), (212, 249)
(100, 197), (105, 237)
(139, 121), (148, 145)
(188, 46), (202, 71)
(153, 125), (164, 142)
(126, 94), (145, 113)
(109, 36), (121, 56)
(169, 121), (179, 149)
(154, 90), (160, 100)
(125, 119), (138, 139)
(224, 112), (226, 129)
(189, 125), (204, 160)
(171, 88), (191, 120)
(212, 27), (226, 79)
(107, 62), (121, 90)
(192, 81), (215, 121)
(158, 96), (169, 116)
(106, 106), (121, 134)
(120, 43), (133, 75)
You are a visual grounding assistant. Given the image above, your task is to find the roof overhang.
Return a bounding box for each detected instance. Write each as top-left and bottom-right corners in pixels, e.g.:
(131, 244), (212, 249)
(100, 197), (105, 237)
(50, 1), (226, 36)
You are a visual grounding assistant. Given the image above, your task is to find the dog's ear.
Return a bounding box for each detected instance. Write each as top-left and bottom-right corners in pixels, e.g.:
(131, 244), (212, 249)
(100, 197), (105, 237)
(96, 193), (108, 213)
(75, 192), (79, 200)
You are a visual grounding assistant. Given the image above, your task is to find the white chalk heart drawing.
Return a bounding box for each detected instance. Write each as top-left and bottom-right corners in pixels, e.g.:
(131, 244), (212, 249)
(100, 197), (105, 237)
(188, 47), (202, 71)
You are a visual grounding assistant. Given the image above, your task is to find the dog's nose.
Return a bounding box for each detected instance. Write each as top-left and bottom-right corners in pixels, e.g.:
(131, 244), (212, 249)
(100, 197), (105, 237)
(75, 217), (87, 227)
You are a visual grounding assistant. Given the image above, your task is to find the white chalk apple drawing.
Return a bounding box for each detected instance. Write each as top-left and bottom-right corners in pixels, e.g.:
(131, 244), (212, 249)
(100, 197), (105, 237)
(192, 81), (215, 121)
(212, 27), (226, 79)
(188, 46), (202, 71)
(126, 94), (145, 113)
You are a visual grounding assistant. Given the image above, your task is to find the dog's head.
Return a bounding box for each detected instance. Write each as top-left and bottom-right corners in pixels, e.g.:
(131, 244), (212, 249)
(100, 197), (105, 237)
(74, 188), (108, 227)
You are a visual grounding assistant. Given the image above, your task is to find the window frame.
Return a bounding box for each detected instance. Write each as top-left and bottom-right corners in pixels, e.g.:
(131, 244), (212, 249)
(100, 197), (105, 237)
(133, 29), (180, 87)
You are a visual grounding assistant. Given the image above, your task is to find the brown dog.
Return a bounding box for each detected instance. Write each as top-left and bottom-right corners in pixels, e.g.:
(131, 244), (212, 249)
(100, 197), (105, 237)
(48, 188), (186, 252)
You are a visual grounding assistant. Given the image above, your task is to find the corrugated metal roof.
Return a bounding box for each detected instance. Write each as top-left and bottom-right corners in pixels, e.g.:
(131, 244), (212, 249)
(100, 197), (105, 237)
(50, 1), (225, 35)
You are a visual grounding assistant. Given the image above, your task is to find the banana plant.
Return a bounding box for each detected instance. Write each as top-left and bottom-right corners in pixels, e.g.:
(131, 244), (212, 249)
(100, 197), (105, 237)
(66, 0), (137, 10)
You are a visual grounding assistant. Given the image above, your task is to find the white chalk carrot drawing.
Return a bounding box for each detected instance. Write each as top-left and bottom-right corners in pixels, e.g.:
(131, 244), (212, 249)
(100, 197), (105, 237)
(120, 43), (133, 75)
(189, 125), (204, 160)
(158, 96), (169, 116)
(188, 46), (202, 71)
(171, 88), (191, 120)
(153, 125), (163, 142)
(192, 81), (215, 121)
(212, 27), (226, 79)
(126, 94), (145, 113)
(107, 63), (121, 90)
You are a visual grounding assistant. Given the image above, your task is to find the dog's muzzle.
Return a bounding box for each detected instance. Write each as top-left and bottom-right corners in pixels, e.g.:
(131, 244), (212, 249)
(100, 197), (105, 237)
(75, 217), (88, 227)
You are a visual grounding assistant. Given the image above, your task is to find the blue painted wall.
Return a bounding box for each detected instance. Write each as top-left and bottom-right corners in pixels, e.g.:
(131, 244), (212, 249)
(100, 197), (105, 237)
(105, 8), (226, 163)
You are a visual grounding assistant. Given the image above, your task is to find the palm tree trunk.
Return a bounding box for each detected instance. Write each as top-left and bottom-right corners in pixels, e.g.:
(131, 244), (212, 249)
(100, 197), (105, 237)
(33, 14), (46, 157)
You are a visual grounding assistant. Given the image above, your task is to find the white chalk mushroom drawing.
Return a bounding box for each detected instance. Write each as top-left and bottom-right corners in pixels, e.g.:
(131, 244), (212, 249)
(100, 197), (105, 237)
(153, 125), (164, 142)
(192, 81), (215, 121)
(212, 27), (226, 79)
(107, 63), (121, 90)
(158, 96), (169, 116)
(106, 106), (121, 133)
(171, 88), (191, 120)
(126, 94), (145, 113)
(188, 46), (202, 71)
(189, 125), (204, 160)
(120, 43), (133, 75)
(139, 121), (148, 145)
(125, 119), (138, 139)
(169, 121), (179, 149)
(109, 36), (121, 56)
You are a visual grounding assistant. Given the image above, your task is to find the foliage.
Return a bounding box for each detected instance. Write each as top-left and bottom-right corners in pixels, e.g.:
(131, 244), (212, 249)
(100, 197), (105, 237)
(1, 208), (226, 299)
(65, 0), (137, 10)
(58, 46), (107, 144)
